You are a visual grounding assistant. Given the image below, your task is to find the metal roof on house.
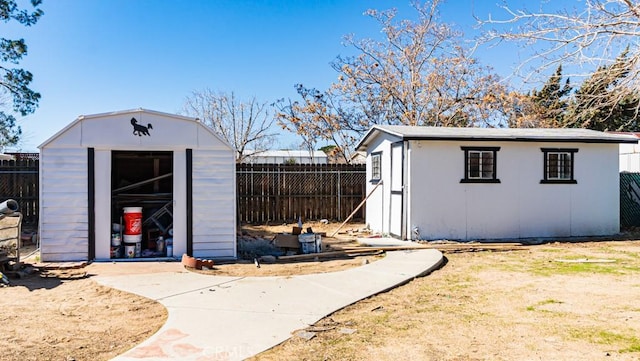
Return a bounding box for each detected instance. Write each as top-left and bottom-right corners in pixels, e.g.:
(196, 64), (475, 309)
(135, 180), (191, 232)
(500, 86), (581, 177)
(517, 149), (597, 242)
(356, 125), (639, 151)
(245, 150), (327, 158)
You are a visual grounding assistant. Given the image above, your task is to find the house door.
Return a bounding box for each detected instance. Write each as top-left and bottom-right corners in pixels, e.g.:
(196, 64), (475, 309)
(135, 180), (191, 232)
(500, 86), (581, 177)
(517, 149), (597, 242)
(389, 141), (404, 238)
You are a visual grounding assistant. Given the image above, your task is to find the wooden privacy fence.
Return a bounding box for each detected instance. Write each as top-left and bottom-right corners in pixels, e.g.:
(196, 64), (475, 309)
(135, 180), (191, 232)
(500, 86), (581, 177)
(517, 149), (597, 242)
(236, 163), (367, 224)
(0, 156), (367, 226)
(0, 154), (39, 225)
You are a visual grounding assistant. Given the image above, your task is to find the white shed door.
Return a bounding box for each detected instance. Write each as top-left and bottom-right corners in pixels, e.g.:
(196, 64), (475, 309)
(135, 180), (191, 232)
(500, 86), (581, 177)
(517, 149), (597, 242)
(389, 142), (404, 238)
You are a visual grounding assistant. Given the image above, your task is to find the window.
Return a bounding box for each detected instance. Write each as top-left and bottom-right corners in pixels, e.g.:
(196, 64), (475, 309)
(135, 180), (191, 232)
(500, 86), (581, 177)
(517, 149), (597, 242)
(461, 147), (500, 183)
(371, 152), (381, 181)
(541, 148), (577, 184)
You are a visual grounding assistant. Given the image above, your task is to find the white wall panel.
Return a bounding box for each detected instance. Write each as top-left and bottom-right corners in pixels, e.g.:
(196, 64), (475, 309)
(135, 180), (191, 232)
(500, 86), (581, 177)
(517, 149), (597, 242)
(40, 148), (88, 261)
(365, 138), (622, 241)
(364, 133), (400, 235)
(191, 149), (236, 259)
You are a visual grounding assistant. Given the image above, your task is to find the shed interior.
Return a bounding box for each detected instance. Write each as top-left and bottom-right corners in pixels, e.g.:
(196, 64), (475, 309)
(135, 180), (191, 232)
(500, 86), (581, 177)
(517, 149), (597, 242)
(110, 151), (174, 259)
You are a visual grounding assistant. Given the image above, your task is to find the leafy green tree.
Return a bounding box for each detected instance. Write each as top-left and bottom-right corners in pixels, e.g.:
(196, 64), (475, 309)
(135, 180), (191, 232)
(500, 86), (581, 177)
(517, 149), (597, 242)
(567, 48), (640, 131)
(0, 0), (43, 148)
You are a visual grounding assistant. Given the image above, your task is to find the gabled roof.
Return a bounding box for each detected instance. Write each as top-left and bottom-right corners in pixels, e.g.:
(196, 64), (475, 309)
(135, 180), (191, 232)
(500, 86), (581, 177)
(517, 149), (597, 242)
(356, 125), (639, 151)
(39, 108), (232, 149)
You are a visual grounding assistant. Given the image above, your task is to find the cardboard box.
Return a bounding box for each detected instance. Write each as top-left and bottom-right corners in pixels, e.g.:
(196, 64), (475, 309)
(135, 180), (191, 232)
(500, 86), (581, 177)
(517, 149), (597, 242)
(273, 233), (300, 249)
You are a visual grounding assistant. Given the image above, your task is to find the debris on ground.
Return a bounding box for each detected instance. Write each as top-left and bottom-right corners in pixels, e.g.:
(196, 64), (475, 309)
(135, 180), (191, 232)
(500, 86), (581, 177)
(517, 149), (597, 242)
(181, 254), (215, 270)
(339, 328), (357, 335)
(259, 255), (277, 263)
(237, 233), (283, 260)
(0, 271), (9, 286)
(294, 330), (317, 341)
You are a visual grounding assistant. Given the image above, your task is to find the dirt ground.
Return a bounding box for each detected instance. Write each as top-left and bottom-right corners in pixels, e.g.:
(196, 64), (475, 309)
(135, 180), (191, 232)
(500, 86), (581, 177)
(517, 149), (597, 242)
(0, 221), (370, 361)
(252, 240), (640, 361)
(2, 221), (640, 360)
(0, 268), (167, 361)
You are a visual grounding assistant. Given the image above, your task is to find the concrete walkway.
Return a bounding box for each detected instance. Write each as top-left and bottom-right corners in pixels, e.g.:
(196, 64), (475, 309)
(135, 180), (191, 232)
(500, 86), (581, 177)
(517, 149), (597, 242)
(94, 249), (444, 361)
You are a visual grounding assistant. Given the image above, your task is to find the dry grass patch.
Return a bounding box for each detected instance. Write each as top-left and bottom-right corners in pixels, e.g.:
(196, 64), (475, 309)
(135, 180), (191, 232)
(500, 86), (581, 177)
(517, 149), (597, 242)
(251, 241), (640, 361)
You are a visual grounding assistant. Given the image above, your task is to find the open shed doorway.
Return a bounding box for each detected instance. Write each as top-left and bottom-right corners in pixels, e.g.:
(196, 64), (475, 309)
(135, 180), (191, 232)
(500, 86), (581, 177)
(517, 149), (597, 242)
(110, 151), (173, 259)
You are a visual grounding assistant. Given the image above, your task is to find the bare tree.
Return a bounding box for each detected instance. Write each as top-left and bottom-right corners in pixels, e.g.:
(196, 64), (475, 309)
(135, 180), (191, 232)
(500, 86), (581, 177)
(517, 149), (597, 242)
(273, 85), (356, 163)
(334, 0), (511, 128)
(276, 0), (514, 162)
(183, 89), (276, 162)
(477, 0), (640, 114)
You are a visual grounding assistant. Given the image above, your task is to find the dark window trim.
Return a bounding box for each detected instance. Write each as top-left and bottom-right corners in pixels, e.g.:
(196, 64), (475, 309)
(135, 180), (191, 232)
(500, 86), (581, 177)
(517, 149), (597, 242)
(87, 148), (95, 261)
(541, 148), (578, 184)
(186, 149), (193, 256)
(370, 151), (382, 183)
(460, 146), (501, 183)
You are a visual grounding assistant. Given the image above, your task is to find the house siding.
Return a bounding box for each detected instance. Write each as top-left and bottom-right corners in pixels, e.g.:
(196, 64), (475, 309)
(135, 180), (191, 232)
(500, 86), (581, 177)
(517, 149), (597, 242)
(620, 142), (640, 172)
(406, 140), (620, 241)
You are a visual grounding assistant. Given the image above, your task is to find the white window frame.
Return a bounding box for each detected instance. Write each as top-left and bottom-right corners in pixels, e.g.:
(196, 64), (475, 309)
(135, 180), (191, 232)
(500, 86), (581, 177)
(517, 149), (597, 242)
(371, 152), (381, 181)
(461, 146), (500, 183)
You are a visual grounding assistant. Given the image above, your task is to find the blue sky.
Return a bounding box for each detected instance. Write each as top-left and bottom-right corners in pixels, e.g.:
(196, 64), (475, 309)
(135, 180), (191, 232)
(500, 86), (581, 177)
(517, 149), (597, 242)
(6, 0), (537, 152)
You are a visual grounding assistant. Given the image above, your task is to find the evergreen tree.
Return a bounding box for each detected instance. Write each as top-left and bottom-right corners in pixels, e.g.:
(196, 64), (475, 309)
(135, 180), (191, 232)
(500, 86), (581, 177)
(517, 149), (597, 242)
(530, 65), (572, 127)
(567, 47), (640, 131)
(0, 0), (43, 148)
(507, 65), (571, 128)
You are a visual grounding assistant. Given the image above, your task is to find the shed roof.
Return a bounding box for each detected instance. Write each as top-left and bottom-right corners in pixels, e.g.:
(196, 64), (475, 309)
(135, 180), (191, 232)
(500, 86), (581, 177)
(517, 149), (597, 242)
(39, 108), (233, 150)
(356, 125), (639, 151)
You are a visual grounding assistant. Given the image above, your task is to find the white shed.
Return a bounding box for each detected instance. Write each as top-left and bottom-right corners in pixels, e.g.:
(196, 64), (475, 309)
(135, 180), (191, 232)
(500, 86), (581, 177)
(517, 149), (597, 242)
(39, 109), (237, 261)
(356, 125), (638, 241)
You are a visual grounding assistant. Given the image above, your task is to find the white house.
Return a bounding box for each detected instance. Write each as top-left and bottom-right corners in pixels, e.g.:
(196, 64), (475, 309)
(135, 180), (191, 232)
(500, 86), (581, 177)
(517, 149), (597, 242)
(356, 125), (638, 241)
(242, 150), (327, 164)
(616, 132), (640, 172)
(39, 109), (237, 261)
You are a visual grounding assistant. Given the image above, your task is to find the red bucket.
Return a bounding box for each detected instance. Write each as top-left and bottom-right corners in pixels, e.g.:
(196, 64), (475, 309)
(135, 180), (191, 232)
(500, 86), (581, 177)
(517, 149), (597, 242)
(123, 207), (143, 235)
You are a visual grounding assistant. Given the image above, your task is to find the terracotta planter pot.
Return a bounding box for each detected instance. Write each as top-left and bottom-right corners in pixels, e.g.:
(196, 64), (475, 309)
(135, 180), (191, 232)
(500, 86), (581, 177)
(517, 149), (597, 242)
(181, 254), (198, 268)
